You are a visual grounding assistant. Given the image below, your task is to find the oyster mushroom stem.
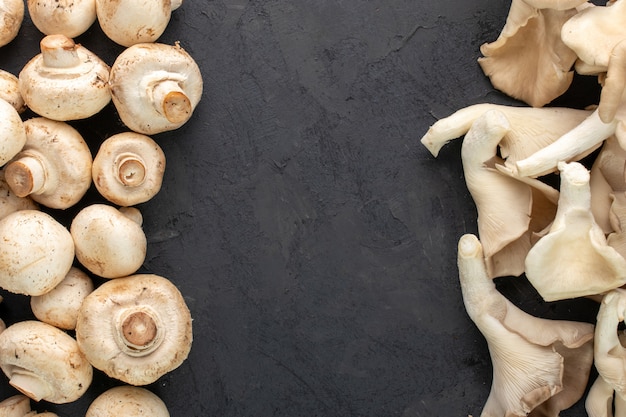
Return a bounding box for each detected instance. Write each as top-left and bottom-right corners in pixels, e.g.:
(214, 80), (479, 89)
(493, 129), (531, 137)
(599, 39), (626, 124)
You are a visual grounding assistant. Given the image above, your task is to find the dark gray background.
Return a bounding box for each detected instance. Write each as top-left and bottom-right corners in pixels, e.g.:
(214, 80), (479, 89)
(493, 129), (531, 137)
(0, 1), (603, 416)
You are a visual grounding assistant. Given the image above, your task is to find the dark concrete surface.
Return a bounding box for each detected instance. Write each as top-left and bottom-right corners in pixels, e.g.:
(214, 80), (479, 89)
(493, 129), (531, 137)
(0, 1), (603, 416)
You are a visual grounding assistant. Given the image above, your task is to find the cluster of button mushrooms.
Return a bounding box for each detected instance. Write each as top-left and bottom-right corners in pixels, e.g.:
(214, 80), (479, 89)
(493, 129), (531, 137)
(420, 0), (626, 416)
(0, 0), (202, 415)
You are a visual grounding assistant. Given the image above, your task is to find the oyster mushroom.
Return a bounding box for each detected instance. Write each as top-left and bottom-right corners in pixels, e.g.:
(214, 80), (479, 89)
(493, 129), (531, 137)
(590, 135), (626, 234)
(70, 204), (147, 279)
(92, 132), (166, 206)
(0, 69), (25, 113)
(0, 210), (74, 296)
(0, 320), (92, 404)
(27, 0), (97, 38)
(0, 0), (23, 48)
(18, 34), (111, 121)
(109, 42), (203, 135)
(457, 233), (595, 417)
(4, 117), (93, 210)
(525, 161), (626, 301)
(0, 99), (26, 167)
(85, 386), (169, 417)
(75, 274), (193, 386)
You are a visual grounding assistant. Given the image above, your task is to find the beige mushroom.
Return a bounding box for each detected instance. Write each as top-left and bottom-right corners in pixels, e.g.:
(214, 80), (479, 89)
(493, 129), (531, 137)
(0, 0), (24, 48)
(85, 386), (169, 417)
(30, 267), (94, 330)
(0, 210), (74, 296)
(109, 42), (203, 135)
(457, 233), (594, 417)
(27, 0), (97, 38)
(70, 204), (147, 278)
(0, 320), (92, 403)
(4, 117), (93, 209)
(0, 69), (25, 113)
(18, 34), (111, 121)
(0, 169), (38, 221)
(0, 394), (59, 416)
(75, 274), (193, 386)
(95, 0), (181, 47)
(590, 136), (626, 234)
(92, 132), (166, 206)
(0, 99), (26, 167)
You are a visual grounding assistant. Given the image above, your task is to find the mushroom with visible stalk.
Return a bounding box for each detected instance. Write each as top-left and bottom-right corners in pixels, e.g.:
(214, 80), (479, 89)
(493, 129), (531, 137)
(70, 204), (147, 279)
(109, 42), (203, 135)
(27, 0), (97, 39)
(95, 0), (183, 47)
(75, 274), (193, 386)
(0, 210), (74, 296)
(0, 0), (23, 48)
(0, 99), (26, 167)
(0, 394), (59, 416)
(0, 69), (25, 113)
(30, 267), (94, 331)
(92, 132), (166, 206)
(4, 117), (93, 210)
(0, 320), (92, 404)
(457, 233), (595, 417)
(85, 386), (169, 417)
(0, 169), (38, 221)
(18, 34), (111, 121)
(525, 161), (626, 301)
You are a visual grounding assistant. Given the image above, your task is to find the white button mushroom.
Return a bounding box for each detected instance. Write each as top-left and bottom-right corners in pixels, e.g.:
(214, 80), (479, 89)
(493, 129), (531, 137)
(75, 274), (193, 386)
(0, 99), (26, 167)
(85, 386), (170, 417)
(0, 169), (38, 221)
(0, 69), (25, 113)
(70, 204), (147, 279)
(0, 0), (24, 48)
(0, 210), (74, 296)
(0, 394), (30, 416)
(92, 132), (166, 206)
(18, 34), (111, 121)
(0, 320), (93, 404)
(30, 267), (94, 330)
(27, 0), (97, 39)
(109, 42), (203, 135)
(4, 117), (93, 209)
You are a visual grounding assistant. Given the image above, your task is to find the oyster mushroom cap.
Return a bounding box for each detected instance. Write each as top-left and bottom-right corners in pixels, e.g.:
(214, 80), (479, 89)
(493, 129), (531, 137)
(85, 386), (170, 417)
(109, 42), (203, 134)
(75, 274), (193, 386)
(92, 132), (166, 206)
(70, 204), (147, 279)
(27, 0), (97, 38)
(18, 34), (111, 121)
(0, 0), (24, 47)
(0, 210), (74, 296)
(0, 99), (26, 167)
(0, 69), (25, 113)
(0, 320), (92, 404)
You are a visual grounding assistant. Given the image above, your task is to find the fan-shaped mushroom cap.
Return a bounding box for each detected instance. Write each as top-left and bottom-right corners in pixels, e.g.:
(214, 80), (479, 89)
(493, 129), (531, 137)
(590, 136), (626, 234)
(75, 274), (193, 386)
(109, 42), (203, 134)
(0, 99), (26, 167)
(18, 34), (111, 121)
(0, 210), (74, 296)
(92, 132), (166, 206)
(0, 320), (92, 403)
(27, 0), (97, 38)
(85, 386), (169, 417)
(0, 0), (24, 48)
(0, 69), (25, 113)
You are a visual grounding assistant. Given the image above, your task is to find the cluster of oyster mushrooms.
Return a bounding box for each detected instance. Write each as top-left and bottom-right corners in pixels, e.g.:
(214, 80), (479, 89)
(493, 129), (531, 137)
(0, 0), (201, 415)
(421, 0), (626, 416)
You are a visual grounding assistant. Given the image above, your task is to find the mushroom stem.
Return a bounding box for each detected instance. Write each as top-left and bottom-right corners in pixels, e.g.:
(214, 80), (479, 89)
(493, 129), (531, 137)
(115, 153), (146, 187)
(40, 35), (81, 69)
(4, 155), (47, 197)
(8, 369), (53, 402)
(151, 79), (192, 124)
(115, 306), (163, 357)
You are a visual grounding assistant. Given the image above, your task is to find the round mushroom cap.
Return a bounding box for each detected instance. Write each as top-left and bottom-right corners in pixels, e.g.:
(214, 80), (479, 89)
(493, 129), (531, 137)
(0, 210), (74, 296)
(0, 394), (31, 415)
(0, 321), (93, 404)
(0, 99), (26, 166)
(70, 204), (147, 278)
(0, 69), (26, 113)
(27, 0), (97, 38)
(75, 274), (193, 385)
(86, 386), (170, 417)
(0, 0), (24, 47)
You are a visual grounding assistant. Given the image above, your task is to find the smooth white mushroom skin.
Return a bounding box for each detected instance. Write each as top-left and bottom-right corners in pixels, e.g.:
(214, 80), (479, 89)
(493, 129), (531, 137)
(76, 274), (193, 386)
(0, 99), (26, 167)
(18, 34), (111, 121)
(0, 169), (38, 221)
(0, 394), (31, 416)
(85, 386), (170, 417)
(0, 0), (24, 47)
(0, 210), (74, 296)
(0, 321), (92, 404)
(0, 69), (25, 113)
(27, 0), (97, 38)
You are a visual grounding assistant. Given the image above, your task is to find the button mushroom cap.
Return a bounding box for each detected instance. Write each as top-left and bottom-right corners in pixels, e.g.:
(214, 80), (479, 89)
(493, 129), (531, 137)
(0, 320), (93, 404)
(4, 117), (93, 210)
(27, 0), (97, 38)
(0, 69), (25, 113)
(109, 42), (203, 135)
(0, 99), (26, 167)
(18, 34), (111, 121)
(75, 274), (193, 386)
(0, 210), (74, 296)
(92, 132), (166, 206)
(85, 386), (170, 417)
(70, 204), (147, 279)
(30, 267), (94, 330)
(0, 0), (24, 48)
(0, 394), (31, 416)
